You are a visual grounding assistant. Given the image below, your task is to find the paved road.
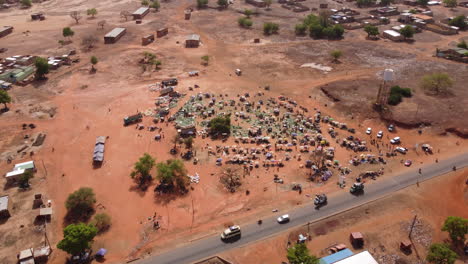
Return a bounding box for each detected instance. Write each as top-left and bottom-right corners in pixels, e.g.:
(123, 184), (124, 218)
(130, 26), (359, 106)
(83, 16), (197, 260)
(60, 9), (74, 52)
(138, 153), (468, 264)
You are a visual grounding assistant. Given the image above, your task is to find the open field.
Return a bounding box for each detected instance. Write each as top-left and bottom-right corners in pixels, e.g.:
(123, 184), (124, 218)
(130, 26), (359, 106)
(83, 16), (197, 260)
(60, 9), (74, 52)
(0, 0), (467, 263)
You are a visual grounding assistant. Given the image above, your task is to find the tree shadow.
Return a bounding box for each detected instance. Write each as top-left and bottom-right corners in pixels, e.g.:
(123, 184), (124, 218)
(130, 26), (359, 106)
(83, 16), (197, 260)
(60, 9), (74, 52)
(153, 184), (189, 205)
(63, 208), (95, 225)
(30, 78), (49, 89)
(128, 184), (149, 198)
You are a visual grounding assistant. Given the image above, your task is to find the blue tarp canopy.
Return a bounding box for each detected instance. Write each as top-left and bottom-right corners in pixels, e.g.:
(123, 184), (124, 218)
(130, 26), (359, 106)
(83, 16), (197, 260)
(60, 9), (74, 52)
(96, 248), (107, 256)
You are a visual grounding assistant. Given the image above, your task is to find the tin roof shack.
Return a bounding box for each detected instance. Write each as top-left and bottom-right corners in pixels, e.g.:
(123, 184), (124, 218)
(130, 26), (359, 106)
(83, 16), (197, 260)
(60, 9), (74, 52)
(411, 13), (434, 23)
(0, 26), (13, 38)
(350, 232), (364, 248)
(186, 34), (200, 48)
(0, 195), (12, 218)
(132, 7), (150, 20)
(417, 21), (459, 35)
(19, 249), (35, 264)
(370, 6), (399, 17)
(104, 27), (126, 44)
(93, 136), (106, 165)
(319, 249), (354, 264)
(0, 66), (35, 83)
(142, 34), (155, 45)
(33, 246), (51, 263)
(38, 207), (52, 221)
(436, 47), (468, 63)
(157, 27), (168, 38)
(246, 0), (267, 7)
(383, 29), (403, 41)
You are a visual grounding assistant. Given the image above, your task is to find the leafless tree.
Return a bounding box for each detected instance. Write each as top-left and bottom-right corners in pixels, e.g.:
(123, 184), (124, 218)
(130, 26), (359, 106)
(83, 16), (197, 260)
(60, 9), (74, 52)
(70, 11), (82, 24)
(219, 167), (242, 192)
(81, 35), (99, 51)
(120, 11), (131, 21)
(97, 20), (106, 30)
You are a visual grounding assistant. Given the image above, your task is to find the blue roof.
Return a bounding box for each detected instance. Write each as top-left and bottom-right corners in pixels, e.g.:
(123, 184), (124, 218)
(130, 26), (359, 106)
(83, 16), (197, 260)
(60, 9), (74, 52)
(319, 249), (354, 264)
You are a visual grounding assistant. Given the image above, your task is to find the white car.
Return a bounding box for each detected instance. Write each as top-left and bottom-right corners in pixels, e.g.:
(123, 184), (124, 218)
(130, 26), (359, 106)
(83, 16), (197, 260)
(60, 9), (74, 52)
(377, 131), (383, 138)
(390, 136), (401, 144)
(277, 214), (290, 223)
(366, 127), (372, 135)
(395, 147), (408, 154)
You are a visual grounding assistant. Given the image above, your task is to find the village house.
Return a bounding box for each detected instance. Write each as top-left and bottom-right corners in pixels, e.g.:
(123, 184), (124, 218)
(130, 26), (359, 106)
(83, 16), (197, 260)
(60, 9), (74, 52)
(157, 27), (169, 38)
(0, 195), (12, 218)
(0, 26), (13, 38)
(383, 29), (403, 41)
(5, 160), (35, 183)
(104, 27), (126, 44)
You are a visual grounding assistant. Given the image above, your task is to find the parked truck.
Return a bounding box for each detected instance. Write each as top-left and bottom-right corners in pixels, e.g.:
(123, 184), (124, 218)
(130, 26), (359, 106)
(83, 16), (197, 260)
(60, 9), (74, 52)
(123, 113), (143, 126)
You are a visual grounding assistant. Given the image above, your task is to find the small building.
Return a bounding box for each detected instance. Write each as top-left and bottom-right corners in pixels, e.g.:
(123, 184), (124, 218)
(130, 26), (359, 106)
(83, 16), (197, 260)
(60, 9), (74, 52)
(400, 239), (412, 252)
(142, 34), (155, 45)
(157, 27), (169, 38)
(5, 161), (35, 182)
(39, 207), (52, 221)
(31, 13), (45, 20)
(104, 27), (126, 44)
(350, 232), (364, 248)
(383, 29), (403, 41)
(186, 34), (200, 48)
(19, 249), (35, 264)
(93, 136), (106, 164)
(0, 195), (12, 218)
(0, 26), (13, 38)
(334, 251), (378, 264)
(246, 0), (267, 7)
(319, 249), (354, 264)
(185, 9), (192, 20)
(412, 13), (434, 23)
(132, 7), (150, 20)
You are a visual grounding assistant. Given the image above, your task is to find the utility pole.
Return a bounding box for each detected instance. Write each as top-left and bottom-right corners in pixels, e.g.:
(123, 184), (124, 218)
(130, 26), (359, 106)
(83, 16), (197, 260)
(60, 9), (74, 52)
(408, 214), (418, 239)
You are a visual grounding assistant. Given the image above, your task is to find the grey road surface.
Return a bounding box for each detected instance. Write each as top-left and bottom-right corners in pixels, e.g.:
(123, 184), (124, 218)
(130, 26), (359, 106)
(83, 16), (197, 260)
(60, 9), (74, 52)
(138, 153), (468, 264)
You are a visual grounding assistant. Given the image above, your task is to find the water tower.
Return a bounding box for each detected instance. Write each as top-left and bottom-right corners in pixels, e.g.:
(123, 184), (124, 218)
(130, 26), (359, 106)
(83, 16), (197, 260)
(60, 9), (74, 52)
(375, 69), (394, 110)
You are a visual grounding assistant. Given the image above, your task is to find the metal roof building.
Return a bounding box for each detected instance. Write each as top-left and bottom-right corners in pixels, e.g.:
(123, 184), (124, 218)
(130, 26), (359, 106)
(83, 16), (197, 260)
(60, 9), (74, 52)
(334, 251), (378, 264)
(104, 28), (126, 44)
(319, 249), (354, 264)
(132, 7), (150, 20)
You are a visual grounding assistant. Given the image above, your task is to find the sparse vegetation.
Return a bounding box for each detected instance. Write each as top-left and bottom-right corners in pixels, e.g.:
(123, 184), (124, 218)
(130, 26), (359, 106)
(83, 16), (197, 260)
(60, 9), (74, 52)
(20, 0), (31, 7)
(443, 0), (457, 7)
(90, 56), (98, 71)
(197, 0), (209, 8)
(87, 8), (97, 18)
(141, 0), (150, 6)
(65, 187), (96, 220)
(238, 17), (253, 28)
(201, 55), (210, 65)
(62, 27), (74, 40)
(263, 22), (279, 35)
(426, 243), (458, 264)
(220, 167), (242, 192)
(130, 153), (156, 189)
(150, 0), (161, 11)
(155, 159), (189, 193)
(217, 0), (228, 8)
(387, 86), (412, 105)
(457, 40), (467, 49)
(420, 73), (453, 95)
(295, 24), (307, 35)
(208, 115), (231, 135)
(364, 25), (379, 38)
(244, 9), (253, 18)
(287, 243), (319, 264)
(70, 11), (82, 24)
(296, 14), (344, 39)
(330, 50), (343, 63)
(34, 57), (50, 80)
(57, 223), (98, 255)
(0, 90), (12, 110)
(264, 0), (273, 9)
(141, 52), (162, 71)
(82, 35), (99, 50)
(91, 213), (112, 233)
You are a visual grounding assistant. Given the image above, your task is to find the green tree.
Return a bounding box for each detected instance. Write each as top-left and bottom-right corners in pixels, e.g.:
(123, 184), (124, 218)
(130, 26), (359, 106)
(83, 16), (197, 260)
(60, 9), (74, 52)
(330, 50), (343, 62)
(217, 0), (228, 8)
(62, 27), (74, 40)
(87, 8), (97, 18)
(141, 0), (149, 6)
(264, 0), (273, 9)
(65, 187), (96, 217)
(295, 24), (307, 35)
(238, 17), (253, 28)
(263, 22), (279, 35)
(201, 55), (210, 65)
(90, 56), (98, 71)
(20, 0), (32, 7)
(0, 90), (12, 109)
(332, 24), (344, 38)
(364, 24), (379, 38)
(244, 9), (253, 18)
(457, 40), (467, 49)
(287, 243), (319, 264)
(443, 0), (457, 7)
(309, 23), (324, 38)
(426, 243), (458, 264)
(153, 60), (162, 70)
(131, 153), (156, 188)
(19, 170), (33, 188)
(150, 0), (160, 11)
(420, 73), (453, 95)
(209, 115), (231, 135)
(155, 159), (189, 191)
(57, 223), (97, 255)
(91, 213), (111, 233)
(417, 0), (429, 5)
(34, 57), (50, 80)
(400, 25), (415, 40)
(442, 216), (468, 243)
(197, 0), (209, 8)
(449, 16), (467, 30)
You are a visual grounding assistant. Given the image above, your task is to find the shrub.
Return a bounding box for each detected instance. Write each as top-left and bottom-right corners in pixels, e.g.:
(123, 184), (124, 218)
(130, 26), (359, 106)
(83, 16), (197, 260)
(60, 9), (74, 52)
(263, 22), (279, 35)
(91, 213), (112, 233)
(295, 24), (307, 35)
(387, 93), (402, 105)
(65, 187), (96, 220)
(197, 0), (208, 8)
(238, 17), (253, 28)
(388, 86), (412, 105)
(209, 115), (231, 135)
